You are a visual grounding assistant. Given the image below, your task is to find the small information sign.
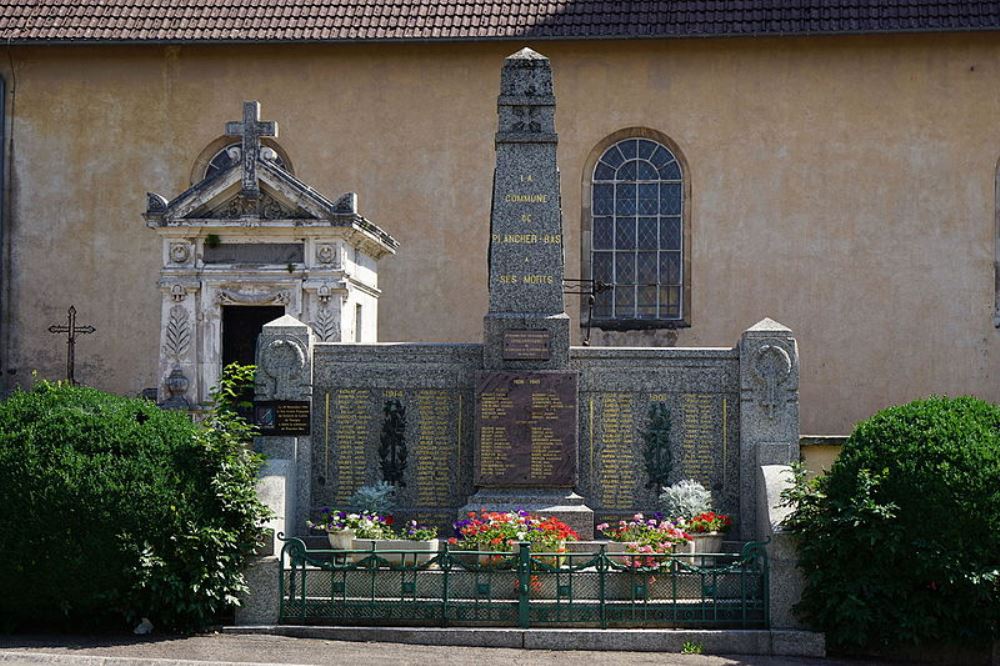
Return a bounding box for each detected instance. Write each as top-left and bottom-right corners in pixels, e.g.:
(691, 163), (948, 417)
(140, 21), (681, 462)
(254, 400), (311, 436)
(502, 329), (551, 361)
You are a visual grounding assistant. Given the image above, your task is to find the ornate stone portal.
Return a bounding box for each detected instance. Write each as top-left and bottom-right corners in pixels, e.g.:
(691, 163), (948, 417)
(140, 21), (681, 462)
(144, 101), (398, 408)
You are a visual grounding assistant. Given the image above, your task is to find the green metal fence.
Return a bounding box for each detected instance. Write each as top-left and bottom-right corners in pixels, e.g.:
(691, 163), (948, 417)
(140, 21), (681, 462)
(277, 536), (768, 629)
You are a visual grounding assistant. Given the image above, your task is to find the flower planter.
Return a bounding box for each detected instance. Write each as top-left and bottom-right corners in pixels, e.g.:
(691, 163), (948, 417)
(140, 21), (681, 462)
(349, 538), (440, 566)
(326, 528), (355, 550)
(685, 532), (724, 567)
(452, 541), (566, 569)
(452, 549), (517, 569)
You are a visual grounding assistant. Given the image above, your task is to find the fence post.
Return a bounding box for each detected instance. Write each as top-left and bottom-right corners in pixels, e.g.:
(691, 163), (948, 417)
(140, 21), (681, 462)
(441, 542), (451, 627)
(517, 541), (531, 628)
(598, 543), (608, 629)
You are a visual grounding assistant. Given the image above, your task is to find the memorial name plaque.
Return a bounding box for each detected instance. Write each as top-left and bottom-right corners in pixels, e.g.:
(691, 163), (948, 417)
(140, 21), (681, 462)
(475, 371), (577, 487)
(254, 400), (311, 436)
(502, 330), (552, 361)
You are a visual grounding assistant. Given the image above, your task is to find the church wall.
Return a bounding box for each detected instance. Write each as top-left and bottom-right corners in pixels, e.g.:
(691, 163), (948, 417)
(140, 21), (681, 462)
(2, 34), (999, 435)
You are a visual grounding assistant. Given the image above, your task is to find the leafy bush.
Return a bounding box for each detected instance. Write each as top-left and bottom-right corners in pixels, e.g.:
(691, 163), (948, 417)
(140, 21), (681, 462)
(659, 479), (712, 520)
(348, 481), (397, 515)
(0, 368), (270, 632)
(783, 396), (1000, 651)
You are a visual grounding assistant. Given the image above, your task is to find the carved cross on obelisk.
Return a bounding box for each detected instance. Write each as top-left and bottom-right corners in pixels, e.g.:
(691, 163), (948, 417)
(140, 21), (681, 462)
(224, 100), (278, 199)
(47, 306), (95, 385)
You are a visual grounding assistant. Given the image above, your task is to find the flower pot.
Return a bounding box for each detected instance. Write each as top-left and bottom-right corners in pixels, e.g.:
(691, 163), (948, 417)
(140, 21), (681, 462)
(685, 532), (724, 567)
(326, 528), (355, 550)
(521, 541), (567, 568)
(376, 539), (440, 566)
(453, 549), (516, 569)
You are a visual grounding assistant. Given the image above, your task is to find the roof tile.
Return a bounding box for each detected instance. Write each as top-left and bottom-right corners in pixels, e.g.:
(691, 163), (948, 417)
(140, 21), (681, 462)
(0, 0), (996, 42)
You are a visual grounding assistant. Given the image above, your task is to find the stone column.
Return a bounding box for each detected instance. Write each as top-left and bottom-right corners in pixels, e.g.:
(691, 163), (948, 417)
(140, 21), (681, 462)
(738, 318), (800, 541)
(254, 314), (314, 547)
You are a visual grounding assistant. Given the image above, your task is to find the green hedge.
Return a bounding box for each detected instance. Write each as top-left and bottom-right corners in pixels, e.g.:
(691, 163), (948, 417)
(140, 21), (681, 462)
(785, 396), (1000, 651)
(0, 374), (269, 632)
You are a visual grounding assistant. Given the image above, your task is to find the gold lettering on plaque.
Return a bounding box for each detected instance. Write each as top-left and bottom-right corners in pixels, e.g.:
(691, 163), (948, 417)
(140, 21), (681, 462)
(415, 390), (454, 508)
(598, 393), (637, 509)
(680, 394), (715, 488)
(333, 388), (371, 504)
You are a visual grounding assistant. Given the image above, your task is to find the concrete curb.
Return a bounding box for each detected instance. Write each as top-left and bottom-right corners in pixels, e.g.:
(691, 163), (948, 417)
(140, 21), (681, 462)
(223, 625), (826, 657)
(0, 652), (311, 666)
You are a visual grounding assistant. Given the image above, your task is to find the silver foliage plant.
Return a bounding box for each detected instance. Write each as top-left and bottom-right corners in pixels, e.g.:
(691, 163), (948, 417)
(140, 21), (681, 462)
(659, 479), (712, 520)
(348, 480), (397, 515)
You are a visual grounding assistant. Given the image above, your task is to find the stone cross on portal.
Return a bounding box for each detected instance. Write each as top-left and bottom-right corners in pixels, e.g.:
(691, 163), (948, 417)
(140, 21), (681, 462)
(47, 306), (95, 385)
(225, 100), (278, 198)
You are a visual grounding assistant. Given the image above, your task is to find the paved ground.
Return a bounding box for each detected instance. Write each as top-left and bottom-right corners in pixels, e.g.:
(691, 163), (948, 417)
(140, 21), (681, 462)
(0, 633), (878, 666)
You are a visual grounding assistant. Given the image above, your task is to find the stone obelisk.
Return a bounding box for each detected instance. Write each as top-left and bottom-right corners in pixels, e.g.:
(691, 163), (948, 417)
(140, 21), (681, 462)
(464, 48), (593, 538)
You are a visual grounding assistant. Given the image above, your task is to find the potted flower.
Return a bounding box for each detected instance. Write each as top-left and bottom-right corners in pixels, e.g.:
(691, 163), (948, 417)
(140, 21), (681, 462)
(449, 510), (579, 568)
(659, 479), (732, 566)
(596, 513), (690, 568)
(371, 521), (440, 566)
(680, 511), (732, 565)
(308, 508), (393, 552)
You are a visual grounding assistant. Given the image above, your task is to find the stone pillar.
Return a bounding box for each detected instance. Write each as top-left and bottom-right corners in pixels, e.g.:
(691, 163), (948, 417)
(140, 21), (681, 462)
(738, 318), (800, 541)
(254, 314), (314, 548)
(156, 276), (200, 409)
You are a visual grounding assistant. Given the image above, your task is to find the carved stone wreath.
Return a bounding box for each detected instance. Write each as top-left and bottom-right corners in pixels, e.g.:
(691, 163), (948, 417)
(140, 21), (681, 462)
(259, 337), (308, 400)
(752, 342), (792, 420)
(316, 244), (337, 265)
(169, 242), (191, 264)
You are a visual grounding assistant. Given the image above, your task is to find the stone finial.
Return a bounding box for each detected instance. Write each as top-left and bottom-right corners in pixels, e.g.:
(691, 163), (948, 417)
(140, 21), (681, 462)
(146, 192), (168, 214)
(746, 317), (793, 333)
(332, 192), (358, 215)
(507, 47), (547, 61)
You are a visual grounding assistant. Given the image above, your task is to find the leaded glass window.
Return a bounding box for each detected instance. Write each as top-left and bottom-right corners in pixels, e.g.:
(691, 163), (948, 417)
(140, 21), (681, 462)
(591, 138), (684, 322)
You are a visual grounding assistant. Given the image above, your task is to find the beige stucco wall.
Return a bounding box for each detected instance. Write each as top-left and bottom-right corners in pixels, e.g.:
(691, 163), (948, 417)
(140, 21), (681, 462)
(3, 34), (999, 434)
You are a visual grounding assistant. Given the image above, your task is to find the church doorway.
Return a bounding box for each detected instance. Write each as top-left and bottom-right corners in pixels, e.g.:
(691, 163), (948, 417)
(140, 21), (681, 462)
(222, 305), (285, 367)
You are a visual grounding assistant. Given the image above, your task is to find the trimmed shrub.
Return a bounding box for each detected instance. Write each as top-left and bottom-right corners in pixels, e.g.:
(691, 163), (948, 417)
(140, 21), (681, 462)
(0, 373), (269, 632)
(784, 396), (1000, 651)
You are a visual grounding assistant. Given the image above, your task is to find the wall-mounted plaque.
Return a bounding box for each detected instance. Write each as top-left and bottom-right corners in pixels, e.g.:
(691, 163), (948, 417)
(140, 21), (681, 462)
(502, 329), (552, 361)
(475, 371), (577, 487)
(254, 400), (311, 436)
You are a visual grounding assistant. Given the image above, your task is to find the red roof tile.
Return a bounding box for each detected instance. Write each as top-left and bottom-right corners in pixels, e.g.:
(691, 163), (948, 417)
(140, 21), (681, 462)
(0, 0), (997, 43)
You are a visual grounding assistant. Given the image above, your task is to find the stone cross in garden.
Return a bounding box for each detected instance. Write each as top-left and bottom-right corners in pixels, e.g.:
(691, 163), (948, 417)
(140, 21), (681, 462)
(225, 100), (278, 198)
(47, 306), (95, 385)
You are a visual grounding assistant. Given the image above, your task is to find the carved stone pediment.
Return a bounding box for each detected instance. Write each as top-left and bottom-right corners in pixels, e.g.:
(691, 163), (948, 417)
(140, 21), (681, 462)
(189, 188), (312, 221)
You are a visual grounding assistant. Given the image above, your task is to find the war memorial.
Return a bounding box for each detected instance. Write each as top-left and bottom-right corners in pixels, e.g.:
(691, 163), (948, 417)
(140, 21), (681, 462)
(233, 49), (821, 656)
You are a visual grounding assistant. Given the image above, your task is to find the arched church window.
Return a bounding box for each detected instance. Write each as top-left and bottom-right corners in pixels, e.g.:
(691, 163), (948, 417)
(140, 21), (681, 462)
(205, 142), (290, 180)
(589, 135), (688, 325)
